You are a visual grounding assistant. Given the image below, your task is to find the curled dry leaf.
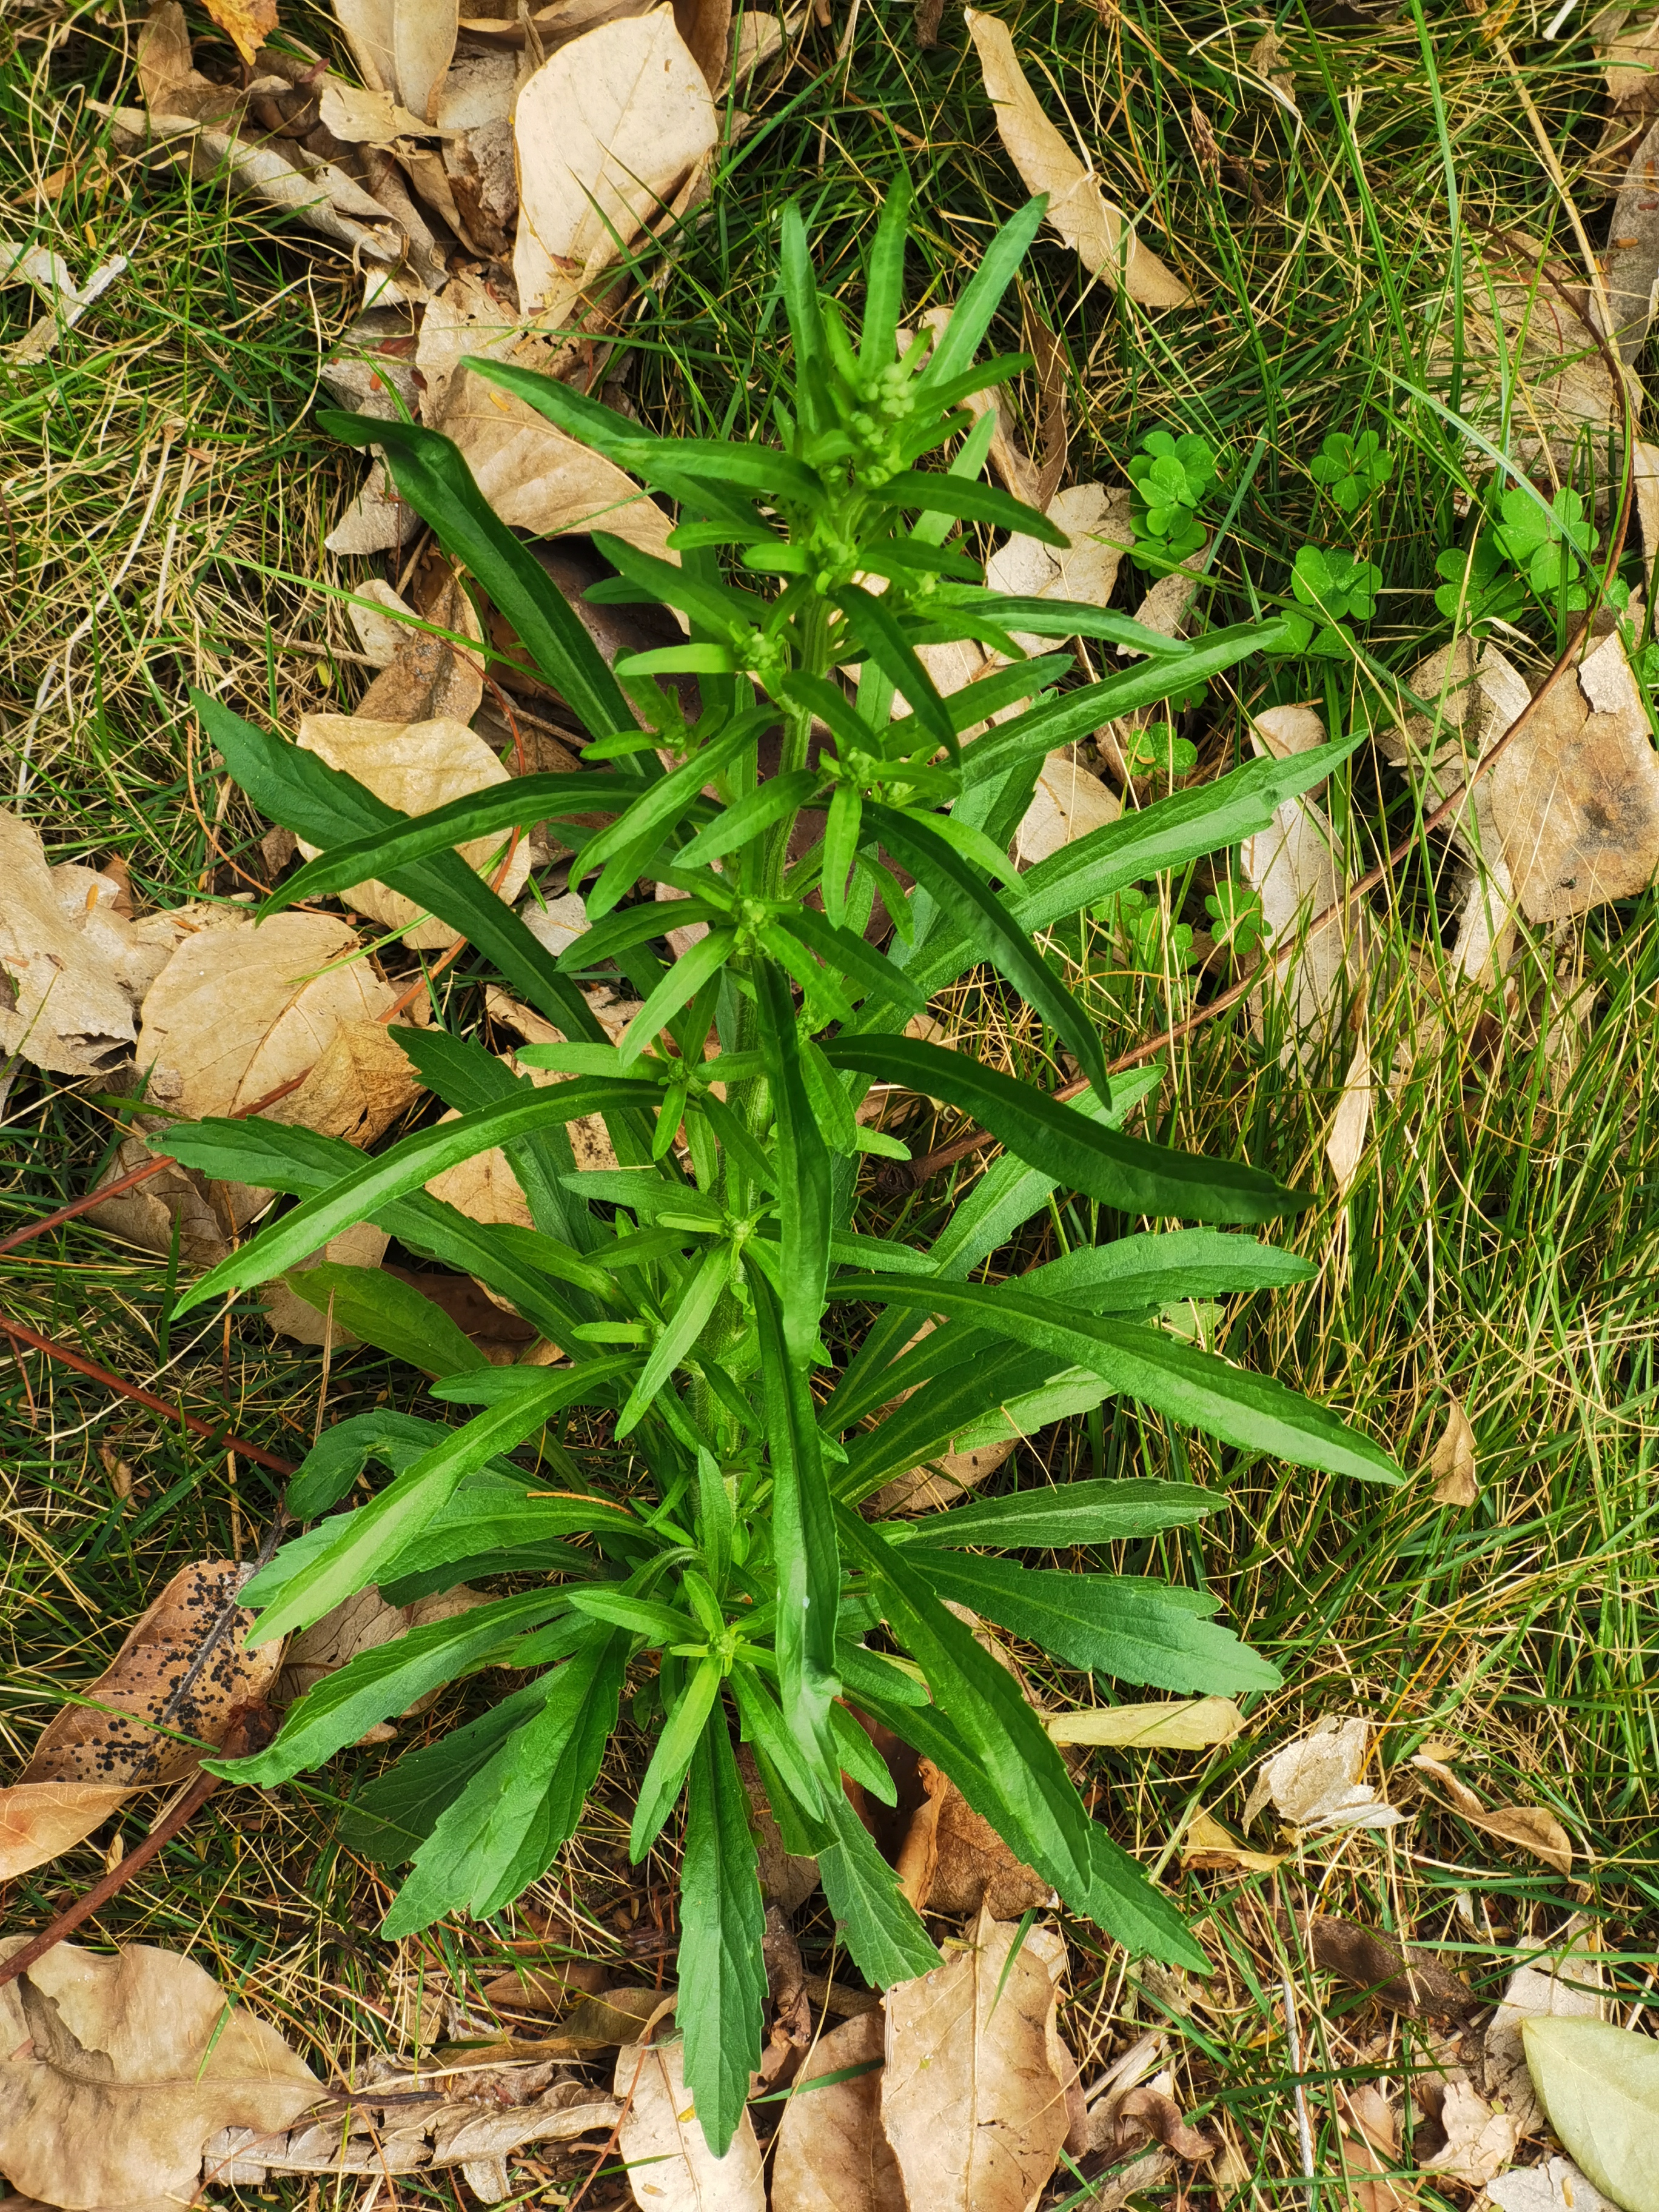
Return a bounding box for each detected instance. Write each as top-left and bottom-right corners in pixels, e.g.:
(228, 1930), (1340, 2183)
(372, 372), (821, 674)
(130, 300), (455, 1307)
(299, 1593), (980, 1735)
(336, 0), (460, 122)
(0, 1782), (133, 1882)
(1113, 2083), (1218, 2163)
(0, 809), (186, 1076)
(880, 1904), (1072, 2212)
(1523, 2017), (1659, 2212)
(0, 1940), (322, 2210)
(1336, 2085), (1414, 2212)
(1430, 1400), (1478, 1507)
(23, 1559), (282, 1789)
(615, 2037), (765, 2212)
(964, 11), (1195, 306)
(1422, 2078), (1518, 2187)
(1238, 786), (1364, 1065)
(513, 12), (717, 320)
(1046, 1697), (1242, 1751)
(201, 0), (278, 65)
(1464, 1804), (1575, 1879)
(894, 1755), (1050, 1922)
(296, 715), (534, 947)
(353, 562), (487, 725)
(771, 2008), (904, 2212)
(1180, 1806), (1285, 1874)
(1241, 1715), (1401, 1833)
(478, 1957), (608, 2015)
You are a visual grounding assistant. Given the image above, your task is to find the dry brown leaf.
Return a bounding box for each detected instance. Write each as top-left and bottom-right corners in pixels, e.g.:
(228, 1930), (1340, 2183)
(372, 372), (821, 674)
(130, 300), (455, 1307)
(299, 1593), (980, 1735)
(983, 483), (1136, 648)
(24, 1560), (282, 1789)
(134, 910), (398, 1119)
(1464, 1804), (1574, 1877)
(1410, 1752), (1487, 1817)
(771, 2009), (904, 2212)
(275, 1585), (488, 1715)
(1484, 1927), (1605, 2136)
(82, 1130), (256, 1263)
(895, 1755), (1048, 1922)
(357, 561), (488, 723)
(266, 1016), (425, 1149)
(615, 2037), (765, 2211)
(0, 1940), (321, 2208)
(0, 1782), (133, 1881)
(964, 12), (1194, 306)
(1603, 115), (1659, 361)
(295, 715), (532, 947)
(1113, 2084), (1217, 2162)
(1047, 1698), (1241, 1751)
(674, 0), (734, 90)
(1434, 240), (1618, 477)
(0, 811), (186, 1076)
(136, 0), (247, 122)
(1430, 1400), (1478, 1507)
(202, 0), (278, 64)
(1180, 1806), (1287, 1874)
(881, 1903), (1071, 2212)
(1336, 2084), (1414, 2212)
(1423, 2079), (1518, 2185)
(1241, 1716), (1401, 1832)
(1238, 788), (1364, 1063)
(261, 1219), (394, 1346)
(514, 12), (717, 318)
(1325, 1039), (1373, 1200)
(335, 0), (459, 120)
(1014, 751), (1122, 867)
(1280, 1912), (1479, 2022)
(478, 1958), (608, 2014)
(1490, 2157), (1614, 2212)
(318, 76), (434, 141)
(1488, 630), (1659, 923)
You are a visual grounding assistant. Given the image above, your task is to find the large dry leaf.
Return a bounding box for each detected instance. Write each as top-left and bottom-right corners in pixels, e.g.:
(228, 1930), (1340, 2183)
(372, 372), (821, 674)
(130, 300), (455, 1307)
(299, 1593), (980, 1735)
(264, 1016), (425, 1148)
(1325, 1039), (1373, 1199)
(982, 482), (1135, 643)
(0, 1782), (132, 1882)
(1487, 631), (1659, 923)
(513, 11), (717, 318)
(964, 12), (1194, 306)
(84, 1127), (263, 1262)
(771, 2009), (904, 2212)
(23, 1560), (283, 1788)
(1603, 114), (1659, 361)
(1490, 2158), (1614, 2212)
(295, 715), (533, 947)
(1014, 750), (1121, 867)
(136, 0), (245, 123)
(0, 1940), (322, 2208)
(1430, 1399), (1478, 1507)
(1457, 1803), (1574, 1877)
(881, 1904), (1072, 2212)
(1238, 791), (1364, 1062)
(1483, 1925), (1605, 2134)
(0, 812), (185, 1075)
(615, 2038), (765, 2210)
(1279, 1912), (1479, 2022)
(1241, 1715), (1401, 1832)
(336, 0), (459, 120)
(134, 910), (398, 1119)
(1046, 1697), (1241, 1750)
(355, 561), (488, 723)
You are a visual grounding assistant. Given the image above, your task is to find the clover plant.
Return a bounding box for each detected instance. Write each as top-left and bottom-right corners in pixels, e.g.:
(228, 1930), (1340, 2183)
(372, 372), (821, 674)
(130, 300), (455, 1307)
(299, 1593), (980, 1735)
(1127, 427), (1222, 566)
(1309, 427), (1394, 515)
(164, 184), (1399, 2154)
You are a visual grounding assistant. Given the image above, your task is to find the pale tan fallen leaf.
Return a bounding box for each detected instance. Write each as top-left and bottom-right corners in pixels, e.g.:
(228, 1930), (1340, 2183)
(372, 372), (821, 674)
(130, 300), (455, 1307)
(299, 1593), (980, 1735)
(881, 1903), (1071, 2212)
(1245, 25), (1297, 110)
(964, 11), (1195, 306)
(265, 1016), (426, 1149)
(1238, 789), (1364, 1063)
(615, 2037), (765, 2210)
(1047, 1698), (1241, 1751)
(1488, 630), (1659, 923)
(1429, 1400), (1478, 1507)
(771, 2009), (903, 2212)
(335, 0), (459, 121)
(1602, 115), (1659, 361)
(513, 12), (717, 318)
(0, 1782), (133, 1882)
(23, 1560), (283, 1788)
(1180, 1807), (1286, 1874)
(0, 1940), (322, 2208)
(477, 1957), (608, 2014)
(984, 483), (1135, 649)
(1635, 438), (1659, 593)
(348, 576), (422, 665)
(0, 811), (186, 1076)
(354, 561), (488, 724)
(894, 1756), (1048, 1922)
(318, 76), (435, 141)
(261, 1219), (394, 1347)
(1250, 702), (1330, 795)
(1113, 2083), (1217, 2162)
(674, 0), (733, 91)
(295, 714), (533, 947)
(136, 0), (244, 124)
(1489, 2156), (1614, 2212)
(1014, 750), (1122, 868)
(1325, 1039), (1373, 1199)
(1410, 1752), (1486, 1817)
(1422, 2078), (1517, 2185)
(1336, 2084), (1414, 2212)
(870, 1437), (1017, 1516)
(1241, 1716), (1401, 1832)
(1464, 1805), (1574, 1878)
(134, 909), (399, 1117)
(326, 457), (422, 554)
(84, 1128), (262, 1262)
(203, 0), (278, 65)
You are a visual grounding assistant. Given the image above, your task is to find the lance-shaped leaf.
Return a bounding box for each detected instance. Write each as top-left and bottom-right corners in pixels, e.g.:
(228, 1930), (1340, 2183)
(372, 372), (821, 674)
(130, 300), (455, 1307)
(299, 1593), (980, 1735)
(915, 193), (1048, 393)
(631, 1657), (723, 1858)
(758, 958), (833, 1363)
(323, 411), (638, 744)
(862, 801), (1111, 1101)
(752, 1268), (842, 1758)
(616, 1239), (732, 1437)
(867, 469), (1068, 546)
(575, 716), (761, 915)
(829, 1276), (1402, 1483)
(900, 1476), (1217, 1549)
(833, 584), (957, 762)
(169, 1078), (659, 1317)
(773, 909), (928, 1017)
(821, 1037), (1302, 1224)
(817, 1779), (941, 1988)
(679, 1711), (768, 2157)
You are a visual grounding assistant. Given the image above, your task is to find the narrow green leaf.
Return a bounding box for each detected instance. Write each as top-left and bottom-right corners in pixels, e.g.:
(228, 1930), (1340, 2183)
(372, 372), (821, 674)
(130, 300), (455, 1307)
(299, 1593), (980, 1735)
(679, 771), (820, 866)
(751, 1267), (842, 1757)
(772, 910), (927, 1018)
(577, 717), (759, 914)
(832, 585), (957, 762)
(916, 195), (1047, 390)
(902, 1476), (1216, 1549)
(616, 1241), (731, 1437)
(679, 1711), (768, 2157)
(816, 1781), (940, 1986)
(340, 1678), (546, 1862)
(870, 471), (1067, 545)
(281, 1262), (486, 1376)
(757, 959), (833, 1362)
(631, 1657), (723, 1859)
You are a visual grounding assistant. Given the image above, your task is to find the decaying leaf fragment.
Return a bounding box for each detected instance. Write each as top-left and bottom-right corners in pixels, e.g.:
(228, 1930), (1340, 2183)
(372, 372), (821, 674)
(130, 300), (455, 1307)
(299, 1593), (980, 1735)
(1422, 2078), (1518, 2186)
(1430, 1399), (1478, 1507)
(1280, 1911), (1479, 2022)
(1325, 1040), (1373, 1199)
(964, 11), (1195, 306)
(0, 1782), (133, 1882)
(895, 1755), (1050, 1922)
(1242, 1715), (1402, 1833)
(1483, 1925), (1604, 2135)
(880, 1904), (1072, 2212)
(0, 1940), (322, 2210)
(1047, 1698), (1241, 1750)
(1489, 2156), (1614, 2212)
(275, 1584), (489, 1718)
(22, 1559), (283, 1789)
(1181, 1807), (1286, 1874)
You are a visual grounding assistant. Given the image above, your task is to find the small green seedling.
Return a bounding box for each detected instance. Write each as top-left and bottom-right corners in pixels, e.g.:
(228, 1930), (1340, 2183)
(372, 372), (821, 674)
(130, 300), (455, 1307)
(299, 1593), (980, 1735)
(1205, 877), (1267, 960)
(1121, 719), (1198, 780)
(1096, 883), (1195, 973)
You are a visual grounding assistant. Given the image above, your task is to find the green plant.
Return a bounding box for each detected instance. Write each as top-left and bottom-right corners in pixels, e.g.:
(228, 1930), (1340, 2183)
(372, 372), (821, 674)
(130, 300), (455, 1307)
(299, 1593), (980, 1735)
(1095, 883), (1196, 974)
(1490, 482), (1594, 610)
(1204, 877), (1267, 960)
(1127, 427), (1222, 565)
(1309, 428), (1394, 514)
(1121, 719), (1198, 780)
(162, 185), (1399, 2153)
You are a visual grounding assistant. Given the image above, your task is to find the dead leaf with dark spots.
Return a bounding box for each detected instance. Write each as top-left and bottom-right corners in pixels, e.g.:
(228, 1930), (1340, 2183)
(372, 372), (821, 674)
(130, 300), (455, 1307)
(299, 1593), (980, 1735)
(880, 1904), (1073, 2212)
(771, 2008), (902, 2212)
(1278, 1912), (1480, 2021)
(0, 1941), (321, 2210)
(1430, 1400), (1478, 1507)
(23, 1560), (281, 1790)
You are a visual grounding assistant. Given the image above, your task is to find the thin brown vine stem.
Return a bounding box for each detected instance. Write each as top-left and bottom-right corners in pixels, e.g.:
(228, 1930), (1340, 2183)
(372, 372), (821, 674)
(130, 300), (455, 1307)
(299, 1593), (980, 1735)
(0, 1314), (297, 1476)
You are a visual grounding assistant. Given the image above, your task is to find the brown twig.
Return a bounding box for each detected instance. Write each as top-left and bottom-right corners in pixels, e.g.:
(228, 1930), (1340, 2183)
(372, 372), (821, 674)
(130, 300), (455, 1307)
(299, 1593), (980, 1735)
(0, 1313), (296, 1476)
